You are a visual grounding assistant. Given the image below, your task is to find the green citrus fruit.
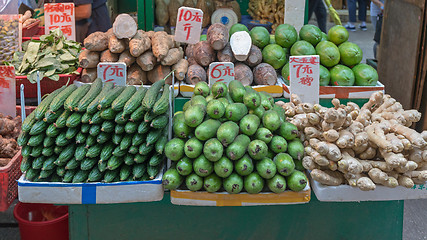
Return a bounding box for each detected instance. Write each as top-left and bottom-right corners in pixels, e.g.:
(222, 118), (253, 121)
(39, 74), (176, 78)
(330, 64), (355, 86)
(281, 62), (290, 85)
(338, 41), (363, 67)
(250, 27), (270, 49)
(275, 24), (298, 48)
(290, 40), (316, 56)
(299, 24), (322, 46)
(352, 63), (378, 86)
(262, 44), (287, 69)
(319, 65), (331, 86)
(229, 23), (249, 36)
(315, 41), (340, 67)
(328, 25), (349, 45)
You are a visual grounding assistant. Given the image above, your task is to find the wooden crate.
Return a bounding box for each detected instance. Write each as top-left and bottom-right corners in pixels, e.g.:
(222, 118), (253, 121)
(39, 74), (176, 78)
(331, 0), (343, 9)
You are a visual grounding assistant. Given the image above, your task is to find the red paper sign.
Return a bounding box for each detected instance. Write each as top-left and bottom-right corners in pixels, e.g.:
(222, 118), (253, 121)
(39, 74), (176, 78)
(97, 62), (127, 86)
(289, 55), (320, 104)
(175, 7), (203, 44)
(44, 3), (76, 41)
(208, 62), (235, 86)
(0, 66), (16, 117)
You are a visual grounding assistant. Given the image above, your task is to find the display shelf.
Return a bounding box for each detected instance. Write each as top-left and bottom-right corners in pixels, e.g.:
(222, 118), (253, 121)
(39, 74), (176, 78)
(310, 173), (427, 202)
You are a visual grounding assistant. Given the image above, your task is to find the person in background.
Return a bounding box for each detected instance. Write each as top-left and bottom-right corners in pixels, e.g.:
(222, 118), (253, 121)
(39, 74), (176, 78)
(55, 0), (112, 43)
(345, 0), (367, 31)
(371, 0), (384, 59)
(370, 0), (384, 29)
(308, 0), (327, 33)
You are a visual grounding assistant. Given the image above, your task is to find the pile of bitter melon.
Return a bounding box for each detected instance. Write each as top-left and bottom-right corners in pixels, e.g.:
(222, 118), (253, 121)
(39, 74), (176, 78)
(18, 79), (170, 183)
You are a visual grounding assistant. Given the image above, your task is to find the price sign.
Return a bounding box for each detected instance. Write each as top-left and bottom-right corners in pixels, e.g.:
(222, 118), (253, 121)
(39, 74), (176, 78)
(208, 62), (235, 86)
(289, 55), (320, 104)
(0, 66), (16, 117)
(97, 63), (127, 86)
(44, 3), (76, 41)
(175, 7), (203, 44)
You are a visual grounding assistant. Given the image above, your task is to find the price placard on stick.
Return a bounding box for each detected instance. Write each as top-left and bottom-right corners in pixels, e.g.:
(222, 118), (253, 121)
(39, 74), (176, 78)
(0, 66), (16, 117)
(97, 62), (127, 86)
(44, 3), (76, 41)
(289, 55), (320, 104)
(208, 62), (235, 86)
(175, 7), (203, 44)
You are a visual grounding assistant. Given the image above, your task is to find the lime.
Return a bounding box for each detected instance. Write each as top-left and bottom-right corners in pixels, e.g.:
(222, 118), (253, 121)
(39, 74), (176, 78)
(290, 40), (316, 56)
(262, 44), (287, 69)
(330, 64), (355, 86)
(299, 24), (322, 46)
(229, 23), (249, 36)
(315, 41), (340, 67)
(338, 42), (363, 67)
(328, 25), (349, 45)
(319, 65), (331, 86)
(352, 64), (378, 86)
(275, 24), (298, 48)
(250, 27), (270, 49)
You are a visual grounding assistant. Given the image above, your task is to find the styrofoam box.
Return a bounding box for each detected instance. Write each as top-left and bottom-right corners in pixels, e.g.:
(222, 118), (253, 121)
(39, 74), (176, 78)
(179, 78), (285, 98)
(309, 174), (427, 202)
(170, 183), (311, 206)
(18, 82), (175, 204)
(18, 172), (164, 204)
(282, 81), (385, 99)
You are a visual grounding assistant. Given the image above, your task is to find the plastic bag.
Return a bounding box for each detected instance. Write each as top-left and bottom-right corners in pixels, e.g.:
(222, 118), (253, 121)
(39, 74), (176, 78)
(0, 0), (19, 14)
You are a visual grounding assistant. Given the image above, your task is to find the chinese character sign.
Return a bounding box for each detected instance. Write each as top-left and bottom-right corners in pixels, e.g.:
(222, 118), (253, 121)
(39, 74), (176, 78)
(208, 62), (235, 86)
(44, 3), (76, 41)
(0, 66), (16, 117)
(175, 7), (203, 44)
(289, 55), (320, 104)
(97, 63), (127, 86)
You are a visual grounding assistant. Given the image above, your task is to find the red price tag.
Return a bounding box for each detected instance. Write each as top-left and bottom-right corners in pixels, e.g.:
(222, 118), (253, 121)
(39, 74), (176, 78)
(0, 66), (16, 117)
(97, 63), (127, 86)
(289, 55), (320, 104)
(44, 3), (76, 41)
(208, 62), (235, 86)
(175, 7), (203, 44)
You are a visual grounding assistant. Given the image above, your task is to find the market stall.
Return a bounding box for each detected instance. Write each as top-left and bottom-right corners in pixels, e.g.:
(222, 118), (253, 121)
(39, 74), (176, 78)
(0, 0), (425, 239)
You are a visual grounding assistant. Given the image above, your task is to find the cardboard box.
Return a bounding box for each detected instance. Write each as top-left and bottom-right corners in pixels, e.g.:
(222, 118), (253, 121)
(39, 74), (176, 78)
(179, 78), (285, 98)
(170, 184), (311, 206)
(282, 81), (385, 99)
(310, 174), (427, 202)
(18, 173), (164, 204)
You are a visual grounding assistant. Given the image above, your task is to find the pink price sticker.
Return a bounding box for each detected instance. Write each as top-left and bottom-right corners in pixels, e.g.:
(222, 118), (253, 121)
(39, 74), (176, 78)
(174, 7), (203, 44)
(208, 62), (235, 86)
(289, 55), (320, 104)
(44, 3), (76, 41)
(0, 66), (16, 117)
(97, 62), (127, 86)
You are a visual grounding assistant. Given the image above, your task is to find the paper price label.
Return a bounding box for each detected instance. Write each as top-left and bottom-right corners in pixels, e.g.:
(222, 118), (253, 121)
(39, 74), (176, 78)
(289, 55), (320, 104)
(175, 7), (203, 44)
(97, 63), (127, 86)
(0, 66), (16, 117)
(208, 62), (235, 86)
(44, 3), (76, 41)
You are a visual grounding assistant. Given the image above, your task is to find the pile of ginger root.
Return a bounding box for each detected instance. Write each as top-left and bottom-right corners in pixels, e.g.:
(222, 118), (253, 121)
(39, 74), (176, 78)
(0, 113), (21, 164)
(276, 92), (427, 191)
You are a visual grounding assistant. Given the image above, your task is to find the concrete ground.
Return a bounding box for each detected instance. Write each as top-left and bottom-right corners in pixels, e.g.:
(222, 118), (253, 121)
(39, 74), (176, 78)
(0, 20), (424, 240)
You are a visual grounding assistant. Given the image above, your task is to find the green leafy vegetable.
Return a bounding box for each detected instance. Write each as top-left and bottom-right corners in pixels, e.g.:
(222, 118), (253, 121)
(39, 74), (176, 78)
(7, 28), (82, 83)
